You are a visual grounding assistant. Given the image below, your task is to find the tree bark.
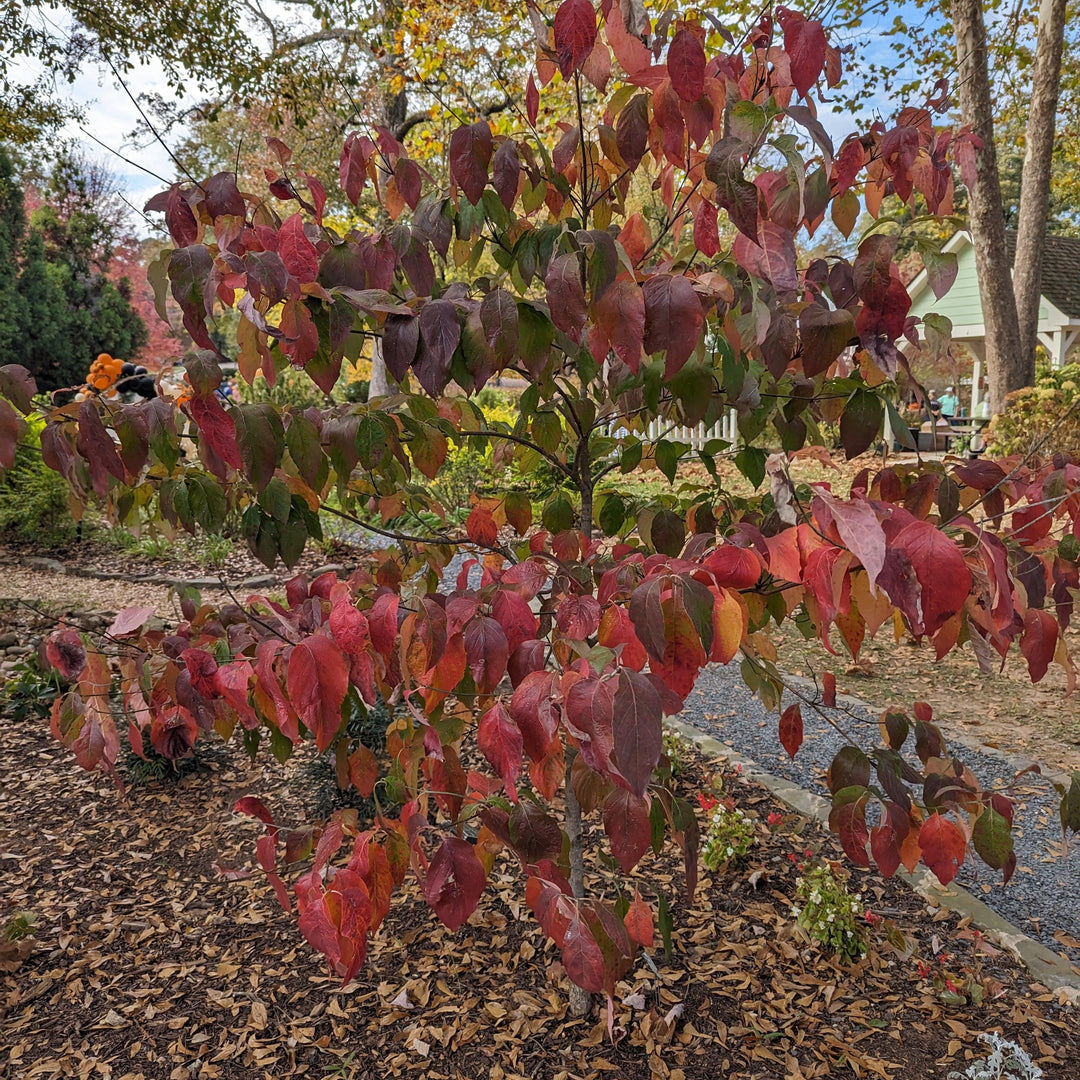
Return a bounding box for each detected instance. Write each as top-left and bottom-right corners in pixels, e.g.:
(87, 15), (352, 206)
(564, 755), (590, 1017)
(951, 0), (1023, 413)
(1013, 0), (1067, 378)
(368, 336), (390, 399)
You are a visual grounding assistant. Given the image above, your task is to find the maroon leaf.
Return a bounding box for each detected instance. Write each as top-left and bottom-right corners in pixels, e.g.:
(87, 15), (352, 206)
(667, 28), (706, 102)
(46, 628), (86, 681)
(615, 94), (649, 170)
(1021, 608), (1058, 683)
(0, 364), (37, 414)
(553, 0), (597, 78)
(593, 279), (645, 371)
(612, 669), (662, 798)
(204, 171), (245, 218)
(449, 121), (493, 205)
(779, 702), (803, 758)
(492, 139), (521, 211)
(829, 788), (870, 867)
(642, 274), (704, 376)
(704, 137), (759, 242)
(463, 616), (509, 694)
(526, 72), (539, 126)
(545, 253), (587, 343)
(603, 789), (651, 872)
(76, 400), (126, 496)
(423, 836), (486, 931)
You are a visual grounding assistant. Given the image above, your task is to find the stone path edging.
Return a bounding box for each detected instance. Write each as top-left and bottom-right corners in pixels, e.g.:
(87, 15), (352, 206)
(0, 555), (351, 593)
(664, 714), (1080, 1005)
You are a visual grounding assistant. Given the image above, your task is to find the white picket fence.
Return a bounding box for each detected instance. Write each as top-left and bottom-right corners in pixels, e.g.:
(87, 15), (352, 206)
(608, 409), (740, 452)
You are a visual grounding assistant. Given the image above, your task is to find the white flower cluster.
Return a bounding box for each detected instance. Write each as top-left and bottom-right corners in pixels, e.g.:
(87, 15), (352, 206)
(701, 805), (756, 871)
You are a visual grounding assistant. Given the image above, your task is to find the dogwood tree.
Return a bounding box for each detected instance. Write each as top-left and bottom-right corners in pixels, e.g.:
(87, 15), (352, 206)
(3, 0), (1079, 1028)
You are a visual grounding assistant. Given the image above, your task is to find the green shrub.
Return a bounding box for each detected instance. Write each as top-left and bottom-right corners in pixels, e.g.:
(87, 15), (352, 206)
(1, 654), (66, 722)
(791, 859), (867, 962)
(987, 362), (1080, 458)
(0, 420), (77, 545)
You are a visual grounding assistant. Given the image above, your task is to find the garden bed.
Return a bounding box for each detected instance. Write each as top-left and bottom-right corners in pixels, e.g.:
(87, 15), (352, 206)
(1, 716), (1076, 1079)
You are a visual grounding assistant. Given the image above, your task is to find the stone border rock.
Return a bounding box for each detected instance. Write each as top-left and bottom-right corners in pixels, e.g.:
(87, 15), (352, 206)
(0, 556), (351, 593)
(665, 714), (1080, 1005)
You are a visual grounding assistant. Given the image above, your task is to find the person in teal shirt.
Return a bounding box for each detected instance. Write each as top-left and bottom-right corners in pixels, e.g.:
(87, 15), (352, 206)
(939, 386), (959, 419)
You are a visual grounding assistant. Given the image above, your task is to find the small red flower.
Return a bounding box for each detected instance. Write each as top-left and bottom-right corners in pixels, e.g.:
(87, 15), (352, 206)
(864, 908), (881, 926)
(697, 793), (718, 812)
(767, 812), (784, 826)
(788, 852), (798, 863)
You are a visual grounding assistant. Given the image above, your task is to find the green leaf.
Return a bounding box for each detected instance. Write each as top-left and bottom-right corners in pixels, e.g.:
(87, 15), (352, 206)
(839, 390), (883, 460)
(654, 439), (681, 484)
(542, 492), (575, 533)
(734, 446), (767, 489)
(259, 476), (292, 524)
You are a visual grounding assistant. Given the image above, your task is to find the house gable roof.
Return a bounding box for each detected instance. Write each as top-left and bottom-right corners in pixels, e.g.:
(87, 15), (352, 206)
(1004, 231), (1080, 320)
(907, 229), (1080, 320)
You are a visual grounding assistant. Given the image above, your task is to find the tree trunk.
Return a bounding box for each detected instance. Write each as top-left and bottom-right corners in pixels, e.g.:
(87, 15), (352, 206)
(951, 0), (1023, 413)
(368, 336), (390, 399)
(1013, 0), (1067, 378)
(564, 755), (590, 1018)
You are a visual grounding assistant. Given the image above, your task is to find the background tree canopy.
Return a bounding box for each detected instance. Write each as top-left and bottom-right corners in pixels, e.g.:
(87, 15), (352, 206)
(0, 147), (147, 391)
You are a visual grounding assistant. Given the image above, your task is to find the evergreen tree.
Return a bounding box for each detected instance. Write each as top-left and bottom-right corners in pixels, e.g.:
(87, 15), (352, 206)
(16, 227), (75, 390)
(0, 145), (27, 364)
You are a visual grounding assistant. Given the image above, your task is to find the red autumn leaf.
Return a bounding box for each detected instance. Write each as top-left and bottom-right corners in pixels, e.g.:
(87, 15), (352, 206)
(870, 821), (901, 878)
(822, 671), (837, 708)
(477, 701), (523, 800)
(890, 521), (972, 637)
(612, 668), (663, 799)
(46, 628), (87, 681)
(466, 506), (499, 547)
(545, 253), (587, 343)
(693, 200), (721, 257)
(779, 9), (827, 97)
(76, 400), (126, 495)
(623, 894), (654, 949)
(1020, 608), (1058, 683)
(526, 72), (539, 126)
(593, 279), (645, 371)
(492, 139), (521, 211)
(556, 594), (601, 639)
(829, 789), (870, 867)
(603, 788), (651, 872)
(560, 912), (606, 994)
(667, 28), (706, 102)
(553, 0), (597, 78)
(449, 121), (493, 205)
(187, 393), (243, 471)
(348, 743), (379, 796)
(463, 616), (509, 694)
(278, 212), (320, 281)
(919, 813), (966, 885)
(286, 636), (349, 752)
(491, 590), (538, 654)
(779, 702), (803, 758)
(423, 836), (487, 931)
(642, 274), (704, 377)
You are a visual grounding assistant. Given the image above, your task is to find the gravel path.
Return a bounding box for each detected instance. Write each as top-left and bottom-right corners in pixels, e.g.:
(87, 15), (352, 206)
(680, 661), (1080, 965)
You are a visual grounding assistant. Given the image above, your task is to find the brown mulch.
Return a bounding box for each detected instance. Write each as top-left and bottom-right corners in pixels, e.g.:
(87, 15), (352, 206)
(2, 716), (1077, 1080)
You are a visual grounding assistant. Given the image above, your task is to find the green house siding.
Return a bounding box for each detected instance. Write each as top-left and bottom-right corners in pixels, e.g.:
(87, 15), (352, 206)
(909, 241), (1051, 331)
